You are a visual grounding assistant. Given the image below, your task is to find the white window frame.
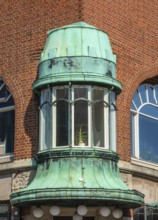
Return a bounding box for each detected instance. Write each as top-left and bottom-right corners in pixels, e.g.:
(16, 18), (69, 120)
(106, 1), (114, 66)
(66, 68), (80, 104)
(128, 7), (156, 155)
(39, 85), (116, 150)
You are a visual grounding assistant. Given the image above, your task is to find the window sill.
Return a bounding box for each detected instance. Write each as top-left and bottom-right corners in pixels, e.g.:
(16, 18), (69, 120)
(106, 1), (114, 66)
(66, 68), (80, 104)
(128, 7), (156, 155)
(0, 153), (14, 164)
(131, 157), (158, 171)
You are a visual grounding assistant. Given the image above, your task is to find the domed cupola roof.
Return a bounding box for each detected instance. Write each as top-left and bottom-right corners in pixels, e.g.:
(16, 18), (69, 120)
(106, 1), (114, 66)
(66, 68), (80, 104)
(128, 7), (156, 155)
(33, 22), (121, 92)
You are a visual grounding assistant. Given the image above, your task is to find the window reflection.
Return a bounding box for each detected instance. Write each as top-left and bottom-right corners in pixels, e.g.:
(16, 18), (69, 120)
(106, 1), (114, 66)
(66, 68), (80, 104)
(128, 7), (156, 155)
(92, 89), (104, 147)
(56, 88), (69, 146)
(139, 114), (158, 163)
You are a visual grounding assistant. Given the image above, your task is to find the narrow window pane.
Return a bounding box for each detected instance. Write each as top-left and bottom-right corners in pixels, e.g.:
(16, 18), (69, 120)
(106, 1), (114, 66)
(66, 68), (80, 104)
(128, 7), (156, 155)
(147, 85), (155, 104)
(155, 86), (158, 104)
(138, 84), (146, 103)
(130, 113), (135, 156)
(92, 89), (104, 147)
(74, 88), (88, 146)
(130, 102), (136, 111)
(40, 89), (51, 150)
(109, 91), (116, 150)
(133, 90), (141, 108)
(0, 112), (6, 145)
(139, 114), (158, 163)
(0, 110), (15, 154)
(56, 89), (69, 146)
(5, 110), (15, 153)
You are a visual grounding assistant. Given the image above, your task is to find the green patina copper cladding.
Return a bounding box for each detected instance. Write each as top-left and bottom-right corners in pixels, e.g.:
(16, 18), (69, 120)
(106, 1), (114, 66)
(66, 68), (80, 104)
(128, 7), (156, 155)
(11, 148), (144, 208)
(33, 22), (122, 92)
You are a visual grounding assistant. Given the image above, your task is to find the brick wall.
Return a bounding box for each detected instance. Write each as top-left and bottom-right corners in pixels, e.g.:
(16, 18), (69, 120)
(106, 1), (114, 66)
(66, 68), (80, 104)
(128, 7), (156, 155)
(1, 0), (82, 159)
(1, 0), (158, 161)
(82, 0), (158, 161)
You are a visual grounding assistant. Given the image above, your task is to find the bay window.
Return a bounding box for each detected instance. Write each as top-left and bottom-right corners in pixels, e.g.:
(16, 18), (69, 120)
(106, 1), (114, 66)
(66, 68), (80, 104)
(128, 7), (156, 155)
(40, 85), (116, 150)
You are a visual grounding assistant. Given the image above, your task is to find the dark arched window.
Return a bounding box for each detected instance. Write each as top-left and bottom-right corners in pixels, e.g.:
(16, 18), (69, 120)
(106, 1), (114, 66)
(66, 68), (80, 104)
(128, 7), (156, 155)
(0, 79), (15, 155)
(130, 84), (158, 163)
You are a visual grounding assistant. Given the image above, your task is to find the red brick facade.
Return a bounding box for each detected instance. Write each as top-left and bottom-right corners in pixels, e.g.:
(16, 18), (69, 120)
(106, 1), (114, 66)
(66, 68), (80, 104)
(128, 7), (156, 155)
(1, 0), (158, 161)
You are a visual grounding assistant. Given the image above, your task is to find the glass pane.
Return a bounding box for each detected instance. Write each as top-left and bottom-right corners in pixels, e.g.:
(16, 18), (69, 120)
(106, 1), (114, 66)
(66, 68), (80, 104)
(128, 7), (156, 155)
(0, 204), (10, 219)
(5, 110), (15, 153)
(138, 84), (146, 103)
(147, 85), (155, 104)
(140, 104), (158, 118)
(109, 91), (116, 150)
(133, 90), (141, 109)
(0, 85), (14, 108)
(41, 89), (51, 150)
(74, 87), (87, 99)
(130, 102), (136, 110)
(92, 89), (104, 147)
(139, 114), (158, 163)
(0, 112), (5, 144)
(0, 110), (15, 154)
(130, 112), (135, 156)
(74, 88), (88, 146)
(153, 214), (158, 220)
(155, 86), (158, 104)
(147, 215), (152, 220)
(56, 88), (69, 146)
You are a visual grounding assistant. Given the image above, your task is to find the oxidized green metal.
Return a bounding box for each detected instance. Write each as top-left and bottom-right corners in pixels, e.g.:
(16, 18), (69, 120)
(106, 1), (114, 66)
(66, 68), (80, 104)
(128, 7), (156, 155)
(11, 148), (144, 208)
(33, 22), (122, 93)
(10, 23), (144, 209)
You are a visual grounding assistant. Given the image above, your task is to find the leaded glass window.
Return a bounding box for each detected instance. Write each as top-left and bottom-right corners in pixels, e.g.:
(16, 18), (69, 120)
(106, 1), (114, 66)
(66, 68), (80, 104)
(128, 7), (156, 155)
(39, 85), (117, 150)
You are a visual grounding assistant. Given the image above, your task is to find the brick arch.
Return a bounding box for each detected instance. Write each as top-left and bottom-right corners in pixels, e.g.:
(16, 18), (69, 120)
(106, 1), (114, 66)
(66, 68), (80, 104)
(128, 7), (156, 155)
(124, 64), (158, 109)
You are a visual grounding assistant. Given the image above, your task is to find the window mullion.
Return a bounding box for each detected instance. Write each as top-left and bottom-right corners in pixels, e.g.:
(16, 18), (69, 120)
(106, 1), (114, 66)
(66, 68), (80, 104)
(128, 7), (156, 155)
(39, 92), (45, 151)
(146, 85), (149, 103)
(39, 101), (43, 151)
(71, 88), (74, 146)
(68, 88), (71, 146)
(110, 92), (116, 151)
(88, 86), (91, 147)
(52, 88), (56, 148)
(104, 89), (109, 149)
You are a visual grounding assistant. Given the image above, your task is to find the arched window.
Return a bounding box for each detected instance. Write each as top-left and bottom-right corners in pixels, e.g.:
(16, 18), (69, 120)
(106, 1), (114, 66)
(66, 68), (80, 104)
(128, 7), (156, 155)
(39, 85), (117, 151)
(0, 79), (15, 155)
(130, 84), (158, 163)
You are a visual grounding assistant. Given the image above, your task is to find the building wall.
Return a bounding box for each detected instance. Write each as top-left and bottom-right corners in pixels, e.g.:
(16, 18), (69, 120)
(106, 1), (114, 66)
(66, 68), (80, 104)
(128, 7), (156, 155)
(2, 0), (158, 161)
(1, 0), (158, 213)
(81, 0), (158, 161)
(1, 0), (83, 160)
